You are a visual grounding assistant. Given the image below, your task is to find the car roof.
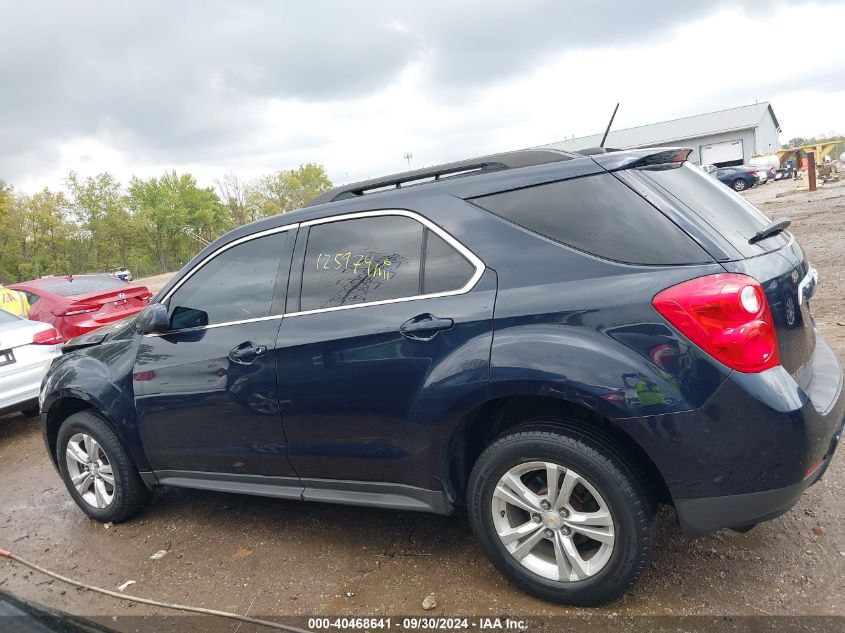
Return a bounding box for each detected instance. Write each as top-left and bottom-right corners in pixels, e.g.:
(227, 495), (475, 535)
(227, 146), (693, 233)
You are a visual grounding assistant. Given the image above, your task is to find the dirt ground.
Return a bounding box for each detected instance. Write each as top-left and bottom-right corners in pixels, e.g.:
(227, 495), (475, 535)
(2, 177), (845, 630)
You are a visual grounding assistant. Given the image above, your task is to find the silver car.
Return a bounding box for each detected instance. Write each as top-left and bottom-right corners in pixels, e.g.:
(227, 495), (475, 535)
(0, 309), (61, 416)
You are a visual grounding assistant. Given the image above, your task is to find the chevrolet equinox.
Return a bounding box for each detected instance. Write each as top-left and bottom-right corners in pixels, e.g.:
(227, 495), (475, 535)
(40, 147), (844, 605)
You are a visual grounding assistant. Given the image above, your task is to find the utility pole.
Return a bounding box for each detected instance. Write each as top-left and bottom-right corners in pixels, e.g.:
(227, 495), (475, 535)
(403, 151), (413, 171)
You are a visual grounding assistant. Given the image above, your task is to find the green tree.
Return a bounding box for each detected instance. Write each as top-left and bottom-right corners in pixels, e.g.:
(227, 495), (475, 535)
(17, 189), (74, 279)
(0, 181), (23, 283)
(66, 171), (134, 272)
(128, 171), (229, 273)
(0, 162), (332, 283)
(245, 163), (332, 220)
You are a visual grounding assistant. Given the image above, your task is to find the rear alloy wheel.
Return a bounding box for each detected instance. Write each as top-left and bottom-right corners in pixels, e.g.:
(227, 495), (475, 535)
(468, 426), (655, 605)
(733, 178), (748, 191)
(491, 461), (615, 582)
(57, 411), (150, 522)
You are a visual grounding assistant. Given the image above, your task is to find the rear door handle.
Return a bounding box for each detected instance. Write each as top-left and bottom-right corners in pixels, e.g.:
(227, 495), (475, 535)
(228, 342), (268, 364)
(400, 314), (454, 340)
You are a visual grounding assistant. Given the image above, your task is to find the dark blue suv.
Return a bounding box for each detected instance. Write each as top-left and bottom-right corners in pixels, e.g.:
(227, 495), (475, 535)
(40, 147), (844, 605)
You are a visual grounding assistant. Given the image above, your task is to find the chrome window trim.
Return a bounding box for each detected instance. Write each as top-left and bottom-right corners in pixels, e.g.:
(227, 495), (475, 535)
(289, 209), (485, 317)
(144, 209), (485, 335)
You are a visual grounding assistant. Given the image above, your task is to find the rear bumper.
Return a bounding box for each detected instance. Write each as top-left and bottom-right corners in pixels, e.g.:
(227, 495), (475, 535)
(675, 425), (839, 534)
(0, 354), (58, 411)
(619, 331), (844, 534)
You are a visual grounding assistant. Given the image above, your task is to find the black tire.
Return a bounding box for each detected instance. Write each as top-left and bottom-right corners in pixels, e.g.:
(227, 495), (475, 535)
(56, 410), (150, 522)
(732, 178), (747, 191)
(468, 426), (655, 606)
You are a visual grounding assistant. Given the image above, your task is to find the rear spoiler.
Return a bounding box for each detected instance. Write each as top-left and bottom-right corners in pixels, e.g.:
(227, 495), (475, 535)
(589, 147), (692, 171)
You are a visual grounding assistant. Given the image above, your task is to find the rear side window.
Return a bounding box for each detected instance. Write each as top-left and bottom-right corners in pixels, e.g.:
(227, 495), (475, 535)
(301, 216), (424, 311)
(640, 162), (786, 257)
(167, 231), (290, 329)
(40, 276), (126, 297)
(470, 173), (711, 265)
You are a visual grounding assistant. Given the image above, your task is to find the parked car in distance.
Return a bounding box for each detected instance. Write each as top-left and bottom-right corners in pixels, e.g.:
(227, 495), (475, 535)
(10, 275), (152, 343)
(40, 147), (843, 606)
(111, 268), (133, 282)
(0, 308), (61, 416)
(753, 164), (780, 182)
(699, 163), (717, 174)
(754, 167), (768, 184)
(711, 165), (759, 191)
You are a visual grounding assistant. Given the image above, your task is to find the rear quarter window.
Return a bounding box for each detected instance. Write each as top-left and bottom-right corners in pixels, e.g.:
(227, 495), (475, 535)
(470, 173), (711, 265)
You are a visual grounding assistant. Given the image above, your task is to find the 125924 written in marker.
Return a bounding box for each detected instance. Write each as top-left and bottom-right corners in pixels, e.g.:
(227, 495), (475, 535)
(315, 252), (395, 281)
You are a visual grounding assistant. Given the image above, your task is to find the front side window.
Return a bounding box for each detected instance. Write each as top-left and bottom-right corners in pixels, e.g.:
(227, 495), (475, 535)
(167, 231), (289, 329)
(300, 216), (423, 311)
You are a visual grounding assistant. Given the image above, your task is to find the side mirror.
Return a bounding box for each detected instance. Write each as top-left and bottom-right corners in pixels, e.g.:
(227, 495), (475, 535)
(136, 303), (170, 334)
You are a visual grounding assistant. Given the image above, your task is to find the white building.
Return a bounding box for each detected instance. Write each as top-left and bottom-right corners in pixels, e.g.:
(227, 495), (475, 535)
(540, 102), (781, 167)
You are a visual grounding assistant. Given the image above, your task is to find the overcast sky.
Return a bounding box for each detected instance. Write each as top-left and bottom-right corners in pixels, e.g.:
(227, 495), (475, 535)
(2, 0), (844, 193)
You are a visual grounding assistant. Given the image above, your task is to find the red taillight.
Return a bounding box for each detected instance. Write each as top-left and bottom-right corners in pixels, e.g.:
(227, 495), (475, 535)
(139, 291), (153, 301)
(52, 304), (99, 317)
(32, 327), (62, 345)
(133, 370), (156, 381)
(652, 273), (779, 373)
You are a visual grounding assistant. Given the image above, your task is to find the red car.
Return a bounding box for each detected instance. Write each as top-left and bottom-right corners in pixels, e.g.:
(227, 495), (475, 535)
(10, 275), (152, 343)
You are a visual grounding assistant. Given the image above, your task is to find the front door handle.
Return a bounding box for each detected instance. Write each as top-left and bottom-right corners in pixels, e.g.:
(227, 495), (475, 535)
(228, 342), (267, 364)
(400, 314), (454, 340)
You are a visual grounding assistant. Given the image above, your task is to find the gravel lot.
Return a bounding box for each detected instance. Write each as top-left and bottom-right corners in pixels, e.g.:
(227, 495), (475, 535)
(1, 178), (844, 629)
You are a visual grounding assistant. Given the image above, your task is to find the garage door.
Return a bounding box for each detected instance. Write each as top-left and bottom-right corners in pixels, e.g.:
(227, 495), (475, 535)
(700, 140), (744, 166)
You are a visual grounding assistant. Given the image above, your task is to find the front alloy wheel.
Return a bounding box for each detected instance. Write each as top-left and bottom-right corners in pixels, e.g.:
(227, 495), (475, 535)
(65, 432), (115, 509)
(492, 461), (614, 581)
(57, 410), (150, 522)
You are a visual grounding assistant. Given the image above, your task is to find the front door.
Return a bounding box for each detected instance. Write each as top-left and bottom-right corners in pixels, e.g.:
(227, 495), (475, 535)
(135, 227), (298, 479)
(276, 212), (495, 493)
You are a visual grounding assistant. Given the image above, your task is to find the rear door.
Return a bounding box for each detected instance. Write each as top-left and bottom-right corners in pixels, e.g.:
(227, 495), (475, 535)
(632, 162), (816, 378)
(275, 210), (495, 493)
(134, 226), (298, 480)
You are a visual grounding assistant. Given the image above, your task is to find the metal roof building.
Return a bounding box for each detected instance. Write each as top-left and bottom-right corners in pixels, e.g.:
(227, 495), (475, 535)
(539, 102), (781, 168)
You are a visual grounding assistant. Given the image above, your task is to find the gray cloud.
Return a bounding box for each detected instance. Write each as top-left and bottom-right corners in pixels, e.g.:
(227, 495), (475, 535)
(0, 0), (841, 184)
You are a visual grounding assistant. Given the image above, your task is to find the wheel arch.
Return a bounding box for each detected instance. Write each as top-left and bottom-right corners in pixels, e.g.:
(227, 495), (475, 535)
(43, 392), (150, 473)
(445, 394), (672, 508)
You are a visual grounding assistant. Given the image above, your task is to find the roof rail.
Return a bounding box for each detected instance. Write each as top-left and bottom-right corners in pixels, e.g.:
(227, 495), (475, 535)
(307, 149), (576, 206)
